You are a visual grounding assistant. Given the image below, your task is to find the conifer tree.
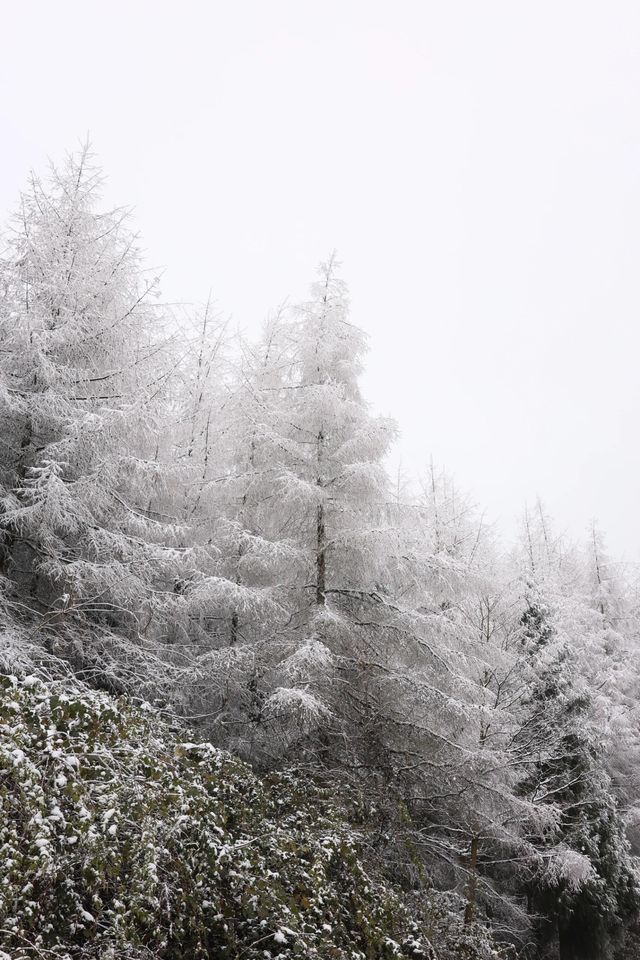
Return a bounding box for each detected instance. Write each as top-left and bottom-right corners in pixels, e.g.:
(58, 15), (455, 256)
(514, 578), (638, 960)
(0, 146), (184, 681)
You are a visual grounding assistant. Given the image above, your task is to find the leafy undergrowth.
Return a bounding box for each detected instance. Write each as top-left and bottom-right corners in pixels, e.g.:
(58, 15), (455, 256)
(0, 674), (501, 959)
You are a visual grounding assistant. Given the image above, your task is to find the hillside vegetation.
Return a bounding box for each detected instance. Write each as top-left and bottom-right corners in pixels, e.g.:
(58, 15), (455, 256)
(0, 673), (504, 960)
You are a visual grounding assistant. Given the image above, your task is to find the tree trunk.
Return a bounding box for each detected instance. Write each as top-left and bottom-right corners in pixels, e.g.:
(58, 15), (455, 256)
(463, 834), (479, 925)
(316, 501), (326, 606)
(316, 422), (326, 607)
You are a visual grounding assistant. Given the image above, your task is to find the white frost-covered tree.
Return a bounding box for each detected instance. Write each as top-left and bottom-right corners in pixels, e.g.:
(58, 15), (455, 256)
(0, 146), (185, 682)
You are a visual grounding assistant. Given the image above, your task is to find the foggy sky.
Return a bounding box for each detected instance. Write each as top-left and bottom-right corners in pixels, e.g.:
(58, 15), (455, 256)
(2, 0), (640, 559)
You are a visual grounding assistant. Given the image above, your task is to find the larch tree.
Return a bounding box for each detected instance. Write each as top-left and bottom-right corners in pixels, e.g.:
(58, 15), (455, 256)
(172, 307), (308, 755)
(177, 257), (403, 764)
(0, 146), (186, 687)
(269, 257), (403, 758)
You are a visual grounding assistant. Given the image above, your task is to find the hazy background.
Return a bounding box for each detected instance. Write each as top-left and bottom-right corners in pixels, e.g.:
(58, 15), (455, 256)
(2, 1), (639, 558)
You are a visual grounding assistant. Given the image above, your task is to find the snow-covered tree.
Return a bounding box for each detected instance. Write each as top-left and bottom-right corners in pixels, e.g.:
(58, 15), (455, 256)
(513, 578), (638, 960)
(179, 258), (402, 760)
(169, 306), (307, 749)
(0, 146), (187, 683)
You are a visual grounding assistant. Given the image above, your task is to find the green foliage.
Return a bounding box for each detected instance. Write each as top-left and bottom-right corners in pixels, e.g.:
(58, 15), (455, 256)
(0, 673), (501, 960)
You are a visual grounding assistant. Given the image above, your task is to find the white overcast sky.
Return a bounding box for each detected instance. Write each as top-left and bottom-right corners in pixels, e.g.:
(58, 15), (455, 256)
(2, 1), (640, 559)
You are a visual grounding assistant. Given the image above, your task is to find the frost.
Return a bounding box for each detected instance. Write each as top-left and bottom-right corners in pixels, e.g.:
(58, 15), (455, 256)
(547, 847), (595, 891)
(265, 687), (330, 722)
(281, 640), (334, 680)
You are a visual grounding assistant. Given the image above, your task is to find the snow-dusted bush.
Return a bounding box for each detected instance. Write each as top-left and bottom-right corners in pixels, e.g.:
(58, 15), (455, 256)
(0, 672), (506, 960)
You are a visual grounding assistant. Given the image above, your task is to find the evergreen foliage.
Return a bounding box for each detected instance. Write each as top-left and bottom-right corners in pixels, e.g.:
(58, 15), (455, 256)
(0, 673), (504, 960)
